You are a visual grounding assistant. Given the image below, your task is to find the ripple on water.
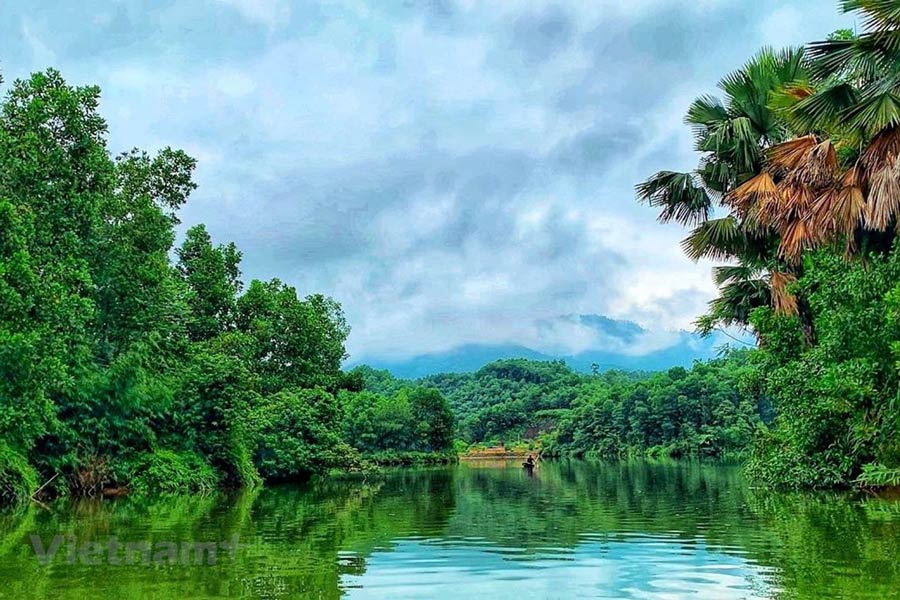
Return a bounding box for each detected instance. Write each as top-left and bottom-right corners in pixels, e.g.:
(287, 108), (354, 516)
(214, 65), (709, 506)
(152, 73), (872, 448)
(340, 536), (779, 600)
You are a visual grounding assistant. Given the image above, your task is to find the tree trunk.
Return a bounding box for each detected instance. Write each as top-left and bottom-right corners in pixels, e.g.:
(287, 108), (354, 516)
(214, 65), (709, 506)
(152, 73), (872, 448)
(797, 294), (817, 347)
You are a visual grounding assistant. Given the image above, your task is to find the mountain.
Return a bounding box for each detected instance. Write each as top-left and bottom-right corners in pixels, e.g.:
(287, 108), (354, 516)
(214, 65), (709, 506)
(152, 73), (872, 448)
(348, 316), (751, 378)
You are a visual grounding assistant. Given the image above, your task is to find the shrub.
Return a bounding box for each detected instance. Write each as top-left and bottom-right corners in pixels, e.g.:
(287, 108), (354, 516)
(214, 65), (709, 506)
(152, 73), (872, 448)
(856, 463), (900, 489)
(128, 450), (220, 495)
(250, 389), (352, 480)
(0, 444), (37, 504)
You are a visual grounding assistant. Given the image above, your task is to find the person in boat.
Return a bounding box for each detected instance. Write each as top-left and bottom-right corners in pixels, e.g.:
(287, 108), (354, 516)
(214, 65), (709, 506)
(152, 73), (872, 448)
(524, 454), (536, 469)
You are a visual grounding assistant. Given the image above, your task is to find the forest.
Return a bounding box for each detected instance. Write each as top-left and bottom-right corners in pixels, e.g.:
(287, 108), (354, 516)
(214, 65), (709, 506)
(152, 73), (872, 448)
(355, 351), (766, 460)
(4, 0), (900, 505)
(0, 69), (455, 505)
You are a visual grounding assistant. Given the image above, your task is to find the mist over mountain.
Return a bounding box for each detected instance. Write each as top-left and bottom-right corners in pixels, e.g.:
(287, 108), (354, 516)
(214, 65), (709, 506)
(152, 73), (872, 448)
(349, 315), (746, 378)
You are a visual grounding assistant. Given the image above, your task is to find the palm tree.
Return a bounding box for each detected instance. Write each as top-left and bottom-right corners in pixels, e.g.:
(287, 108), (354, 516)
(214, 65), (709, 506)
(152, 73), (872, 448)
(733, 2), (900, 261)
(637, 47), (808, 338)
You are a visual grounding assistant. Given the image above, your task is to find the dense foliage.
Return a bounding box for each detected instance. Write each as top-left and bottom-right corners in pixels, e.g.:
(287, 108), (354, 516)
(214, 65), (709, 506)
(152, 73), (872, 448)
(356, 352), (766, 460)
(744, 247), (900, 488)
(639, 2), (900, 488)
(339, 385), (455, 465)
(0, 69), (452, 504)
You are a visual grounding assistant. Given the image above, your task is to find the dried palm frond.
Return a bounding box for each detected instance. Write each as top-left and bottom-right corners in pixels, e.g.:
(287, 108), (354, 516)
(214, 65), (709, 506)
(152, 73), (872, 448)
(860, 125), (900, 171)
(769, 183), (813, 229)
(813, 183), (866, 238)
(769, 271), (799, 315)
(864, 155), (900, 230)
(778, 218), (815, 261)
(792, 139), (838, 187)
(767, 135), (819, 173)
(728, 171), (778, 215)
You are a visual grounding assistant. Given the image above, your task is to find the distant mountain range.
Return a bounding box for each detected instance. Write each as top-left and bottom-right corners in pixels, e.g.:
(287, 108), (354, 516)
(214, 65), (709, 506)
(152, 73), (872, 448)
(349, 316), (752, 379)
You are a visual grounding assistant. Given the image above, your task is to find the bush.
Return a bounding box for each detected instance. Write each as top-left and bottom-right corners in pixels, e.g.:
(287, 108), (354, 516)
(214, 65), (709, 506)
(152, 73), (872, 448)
(744, 428), (829, 489)
(0, 444), (37, 505)
(128, 450), (220, 495)
(250, 389), (353, 480)
(856, 463), (900, 489)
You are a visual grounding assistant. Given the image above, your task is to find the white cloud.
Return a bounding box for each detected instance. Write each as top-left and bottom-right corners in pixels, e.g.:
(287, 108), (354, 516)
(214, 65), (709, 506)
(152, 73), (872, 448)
(1, 0), (854, 366)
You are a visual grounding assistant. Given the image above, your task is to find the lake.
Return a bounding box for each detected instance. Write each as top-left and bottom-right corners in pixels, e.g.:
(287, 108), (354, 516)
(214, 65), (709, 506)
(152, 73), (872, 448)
(0, 460), (898, 599)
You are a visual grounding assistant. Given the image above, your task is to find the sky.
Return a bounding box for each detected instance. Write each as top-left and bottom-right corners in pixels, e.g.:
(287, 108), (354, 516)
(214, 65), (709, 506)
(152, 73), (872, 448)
(1, 1), (853, 367)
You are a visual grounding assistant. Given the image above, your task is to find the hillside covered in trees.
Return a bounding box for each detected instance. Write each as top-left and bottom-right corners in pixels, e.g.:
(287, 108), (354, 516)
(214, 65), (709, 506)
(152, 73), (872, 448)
(354, 349), (767, 460)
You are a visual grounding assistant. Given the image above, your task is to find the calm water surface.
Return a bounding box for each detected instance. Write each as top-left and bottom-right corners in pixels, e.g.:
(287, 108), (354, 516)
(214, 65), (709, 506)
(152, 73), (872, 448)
(1, 460), (898, 599)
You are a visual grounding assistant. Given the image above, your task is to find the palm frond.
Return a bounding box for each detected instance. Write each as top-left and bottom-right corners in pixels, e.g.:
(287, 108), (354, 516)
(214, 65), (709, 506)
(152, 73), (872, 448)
(695, 158), (731, 196)
(681, 216), (741, 261)
(840, 1), (900, 30)
(686, 95), (728, 127)
(807, 36), (895, 82)
(793, 139), (839, 187)
(697, 276), (771, 334)
(778, 216), (816, 261)
(847, 90), (900, 134)
(787, 82), (859, 133)
(727, 171), (778, 214)
(860, 123), (900, 170)
(864, 155), (900, 229)
(767, 135), (819, 172)
(712, 264), (762, 286)
(635, 171), (711, 226)
(812, 179), (866, 238)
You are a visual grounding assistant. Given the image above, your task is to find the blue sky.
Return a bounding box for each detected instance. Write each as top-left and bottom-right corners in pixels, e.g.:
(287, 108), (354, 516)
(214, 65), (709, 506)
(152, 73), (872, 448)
(1, 1), (852, 366)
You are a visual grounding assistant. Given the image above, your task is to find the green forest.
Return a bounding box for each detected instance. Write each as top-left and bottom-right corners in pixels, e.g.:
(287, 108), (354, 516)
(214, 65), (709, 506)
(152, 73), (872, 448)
(4, 0), (900, 504)
(355, 351), (765, 460)
(0, 69), (455, 505)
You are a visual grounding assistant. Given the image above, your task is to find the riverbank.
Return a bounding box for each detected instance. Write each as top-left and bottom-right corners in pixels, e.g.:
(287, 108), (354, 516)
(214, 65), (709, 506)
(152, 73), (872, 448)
(459, 444), (540, 460)
(364, 450), (459, 467)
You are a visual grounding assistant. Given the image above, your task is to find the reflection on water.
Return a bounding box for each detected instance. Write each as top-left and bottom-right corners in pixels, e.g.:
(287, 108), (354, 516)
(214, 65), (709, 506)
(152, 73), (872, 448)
(0, 460), (899, 599)
(342, 537), (774, 599)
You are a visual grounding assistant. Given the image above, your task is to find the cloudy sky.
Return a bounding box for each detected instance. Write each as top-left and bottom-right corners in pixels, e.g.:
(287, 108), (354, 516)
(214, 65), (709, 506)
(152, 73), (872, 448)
(2, 1), (852, 365)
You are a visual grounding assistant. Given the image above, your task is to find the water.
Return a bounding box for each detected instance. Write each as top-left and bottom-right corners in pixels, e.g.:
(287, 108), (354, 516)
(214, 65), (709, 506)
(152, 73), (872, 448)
(1, 460), (899, 599)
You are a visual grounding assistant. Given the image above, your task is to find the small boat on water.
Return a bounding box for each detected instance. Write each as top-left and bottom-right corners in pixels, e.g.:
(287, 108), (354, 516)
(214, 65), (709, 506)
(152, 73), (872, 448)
(522, 456), (536, 473)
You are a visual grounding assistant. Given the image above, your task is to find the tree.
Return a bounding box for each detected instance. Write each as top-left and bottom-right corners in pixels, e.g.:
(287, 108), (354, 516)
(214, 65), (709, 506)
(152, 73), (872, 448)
(0, 70), (108, 455)
(176, 224), (242, 341)
(250, 389), (358, 480)
(733, 4), (900, 261)
(636, 48), (811, 340)
(235, 280), (350, 393)
(407, 387), (455, 452)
